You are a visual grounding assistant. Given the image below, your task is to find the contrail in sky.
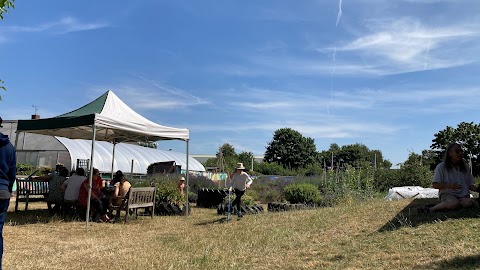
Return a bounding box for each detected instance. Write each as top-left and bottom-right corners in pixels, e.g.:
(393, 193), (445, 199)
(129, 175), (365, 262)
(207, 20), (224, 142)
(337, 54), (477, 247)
(330, 0), (343, 114)
(329, 0), (343, 115)
(336, 0), (343, 27)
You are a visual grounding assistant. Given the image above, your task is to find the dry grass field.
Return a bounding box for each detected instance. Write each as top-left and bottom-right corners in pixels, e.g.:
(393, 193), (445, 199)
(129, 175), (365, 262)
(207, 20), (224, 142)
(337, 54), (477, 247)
(3, 198), (480, 270)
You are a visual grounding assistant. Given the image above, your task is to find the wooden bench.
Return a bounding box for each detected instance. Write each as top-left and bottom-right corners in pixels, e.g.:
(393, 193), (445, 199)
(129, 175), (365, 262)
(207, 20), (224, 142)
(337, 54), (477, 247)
(15, 179), (51, 212)
(111, 186), (156, 223)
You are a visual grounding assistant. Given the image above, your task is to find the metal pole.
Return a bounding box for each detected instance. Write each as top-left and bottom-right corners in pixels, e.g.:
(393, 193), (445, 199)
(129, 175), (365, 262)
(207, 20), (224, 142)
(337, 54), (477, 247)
(14, 131), (20, 194)
(110, 139), (117, 180)
(227, 188), (231, 222)
(185, 139), (190, 216)
(331, 152), (334, 170)
(130, 159), (134, 179)
(85, 124), (97, 229)
(251, 156), (254, 171)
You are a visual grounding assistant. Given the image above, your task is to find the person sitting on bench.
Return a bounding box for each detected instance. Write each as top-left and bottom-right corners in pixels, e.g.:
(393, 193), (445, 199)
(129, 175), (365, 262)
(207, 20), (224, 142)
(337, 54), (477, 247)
(78, 168), (110, 222)
(111, 171), (131, 207)
(61, 167), (86, 204)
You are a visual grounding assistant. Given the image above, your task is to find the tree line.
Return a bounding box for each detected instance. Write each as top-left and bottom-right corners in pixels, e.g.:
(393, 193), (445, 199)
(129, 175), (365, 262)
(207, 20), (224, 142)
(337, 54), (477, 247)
(204, 122), (480, 188)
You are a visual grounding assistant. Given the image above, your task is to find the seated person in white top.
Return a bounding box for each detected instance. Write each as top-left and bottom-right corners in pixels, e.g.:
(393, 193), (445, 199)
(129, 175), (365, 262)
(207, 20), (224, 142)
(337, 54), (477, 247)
(61, 167), (87, 203)
(429, 143), (476, 212)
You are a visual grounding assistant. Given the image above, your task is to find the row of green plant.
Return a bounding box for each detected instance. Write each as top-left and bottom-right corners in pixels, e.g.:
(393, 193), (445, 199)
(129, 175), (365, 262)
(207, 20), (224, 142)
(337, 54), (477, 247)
(131, 160), (442, 208)
(17, 161), (437, 208)
(136, 165), (381, 207)
(248, 164), (379, 205)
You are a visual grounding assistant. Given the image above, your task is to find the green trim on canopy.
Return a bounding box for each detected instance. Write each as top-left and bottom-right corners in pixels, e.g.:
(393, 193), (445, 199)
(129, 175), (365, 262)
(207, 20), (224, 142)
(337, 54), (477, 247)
(57, 91), (108, 117)
(16, 90), (189, 141)
(17, 91), (107, 131)
(17, 115), (96, 131)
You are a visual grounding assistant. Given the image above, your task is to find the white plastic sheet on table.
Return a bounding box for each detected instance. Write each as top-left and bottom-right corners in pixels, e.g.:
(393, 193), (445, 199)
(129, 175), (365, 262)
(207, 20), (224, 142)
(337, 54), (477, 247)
(385, 186), (438, 201)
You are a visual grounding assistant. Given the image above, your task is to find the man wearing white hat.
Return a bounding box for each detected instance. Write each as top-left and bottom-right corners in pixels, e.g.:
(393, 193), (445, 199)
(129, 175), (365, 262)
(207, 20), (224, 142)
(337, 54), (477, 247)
(230, 163), (253, 218)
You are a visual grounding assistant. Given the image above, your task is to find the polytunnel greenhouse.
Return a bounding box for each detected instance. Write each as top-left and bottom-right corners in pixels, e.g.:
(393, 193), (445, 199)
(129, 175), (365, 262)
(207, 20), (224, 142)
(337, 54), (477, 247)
(3, 120), (205, 175)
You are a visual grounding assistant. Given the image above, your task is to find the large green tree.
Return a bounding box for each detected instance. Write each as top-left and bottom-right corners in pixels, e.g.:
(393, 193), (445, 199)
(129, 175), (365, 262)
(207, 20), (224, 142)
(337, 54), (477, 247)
(238, 151), (254, 171)
(0, 0), (14, 20)
(204, 143), (239, 172)
(264, 128), (316, 170)
(217, 143), (237, 158)
(319, 143), (391, 169)
(431, 121), (480, 175)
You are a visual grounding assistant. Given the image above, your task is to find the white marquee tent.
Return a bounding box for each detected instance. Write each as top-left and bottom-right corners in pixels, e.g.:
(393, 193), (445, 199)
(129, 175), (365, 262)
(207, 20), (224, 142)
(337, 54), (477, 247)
(16, 90), (193, 225)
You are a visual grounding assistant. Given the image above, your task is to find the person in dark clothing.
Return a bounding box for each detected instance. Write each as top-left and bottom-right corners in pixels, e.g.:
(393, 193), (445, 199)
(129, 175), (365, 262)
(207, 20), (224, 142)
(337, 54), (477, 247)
(0, 117), (16, 269)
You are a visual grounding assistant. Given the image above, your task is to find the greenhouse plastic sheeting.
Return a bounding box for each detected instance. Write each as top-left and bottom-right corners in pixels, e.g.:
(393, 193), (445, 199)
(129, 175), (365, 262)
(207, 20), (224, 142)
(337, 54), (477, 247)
(56, 137), (205, 174)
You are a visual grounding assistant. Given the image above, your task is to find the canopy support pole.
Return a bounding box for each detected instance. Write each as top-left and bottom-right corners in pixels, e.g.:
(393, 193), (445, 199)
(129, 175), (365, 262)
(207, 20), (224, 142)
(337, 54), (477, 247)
(130, 159), (134, 178)
(85, 124), (97, 229)
(111, 139), (117, 180)
(185, 139), (190, 216)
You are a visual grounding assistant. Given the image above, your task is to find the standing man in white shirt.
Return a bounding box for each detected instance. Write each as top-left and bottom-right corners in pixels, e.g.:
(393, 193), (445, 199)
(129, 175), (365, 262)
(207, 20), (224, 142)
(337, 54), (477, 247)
(230, 163), (253, 218)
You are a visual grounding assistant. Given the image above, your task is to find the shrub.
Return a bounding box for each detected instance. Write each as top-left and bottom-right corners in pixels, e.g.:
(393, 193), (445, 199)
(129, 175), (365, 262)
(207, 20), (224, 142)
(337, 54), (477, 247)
(400, 163), (433, 188)
(298, 164), (324, 176)
(39, 166), (52, 175)
(249, 176), (290, 203)
(373, 165), (433, 192)
(187, 175), (216, 194)
(223, 193), (256, 206)
(141, 175), (183, 205)
(255, 162), (292, 175)
(284, 183), (321, 204)
(263, 189), (285, 203)
(240, 194), (255, 206)
(373, 168), (402, 191)
(155, 180), (183, 205)
(16, 163), (36, 175)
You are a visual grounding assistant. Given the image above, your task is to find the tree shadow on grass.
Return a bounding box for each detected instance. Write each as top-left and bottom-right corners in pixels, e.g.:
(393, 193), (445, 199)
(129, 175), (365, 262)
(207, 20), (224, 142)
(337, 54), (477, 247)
(415, 254), (480, 270)
(6, 209), (56, 225)
(378, 198), (480, 232)
(6, 208), (86, 226)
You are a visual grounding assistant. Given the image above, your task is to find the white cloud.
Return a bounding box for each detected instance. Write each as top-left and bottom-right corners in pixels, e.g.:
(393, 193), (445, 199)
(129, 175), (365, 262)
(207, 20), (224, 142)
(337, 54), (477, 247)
(86, 77), (210, 111)
(333, 18), (480, 74)
(187, 118), (399, 140)
(223, 86), (374, 114)
(209, 14), (480, 77)
(215, 84), (480, 136)
(1, 16), (109, 35)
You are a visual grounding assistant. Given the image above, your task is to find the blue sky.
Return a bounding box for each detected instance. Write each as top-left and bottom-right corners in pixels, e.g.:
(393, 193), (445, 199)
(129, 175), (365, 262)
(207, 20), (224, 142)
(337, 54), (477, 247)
(1, 0), (480, 167)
